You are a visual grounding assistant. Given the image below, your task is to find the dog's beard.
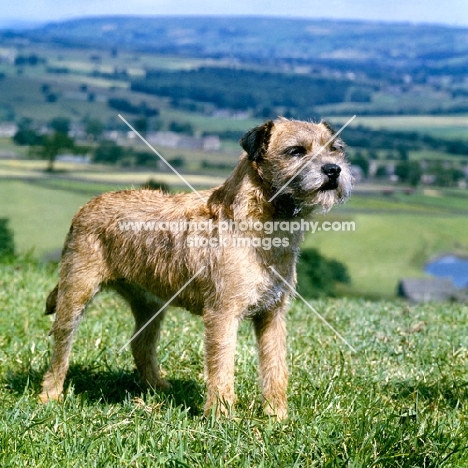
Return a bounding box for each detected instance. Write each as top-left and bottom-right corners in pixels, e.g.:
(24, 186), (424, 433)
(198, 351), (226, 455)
(299, 164), (354, 214)
(266, 159), (353, 216)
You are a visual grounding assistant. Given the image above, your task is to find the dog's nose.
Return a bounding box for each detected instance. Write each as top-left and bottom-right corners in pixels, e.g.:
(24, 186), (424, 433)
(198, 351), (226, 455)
(321, 163), (341, 179)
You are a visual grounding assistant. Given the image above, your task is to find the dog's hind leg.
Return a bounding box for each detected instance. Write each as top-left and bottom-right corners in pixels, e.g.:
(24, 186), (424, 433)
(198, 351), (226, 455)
(112, 282), (170, 390)
(40, 265), (102, 403)
(45, 284), (58, 315)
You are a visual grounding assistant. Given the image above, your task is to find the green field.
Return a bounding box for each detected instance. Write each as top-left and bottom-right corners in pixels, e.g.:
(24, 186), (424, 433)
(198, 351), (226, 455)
(308, 212), (468, 298)
(0, 260), (467, 466)
(1, 172), (467, 298)
(332, 115), (468, 141)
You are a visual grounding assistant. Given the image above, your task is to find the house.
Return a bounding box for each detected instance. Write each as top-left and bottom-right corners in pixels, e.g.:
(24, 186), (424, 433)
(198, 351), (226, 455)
(146, 131), (181, 148)
(0, 49), (16, 64)
(0, 122), (18, 138)
(145, 132), (221, 152)
(397, 277), (459, 303)
(202, 135), (221, 152)
(56, 154), (91, 164)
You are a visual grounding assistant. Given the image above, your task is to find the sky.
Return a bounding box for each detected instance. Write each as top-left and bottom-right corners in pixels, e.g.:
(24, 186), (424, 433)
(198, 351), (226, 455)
(2, 0), (468, 28)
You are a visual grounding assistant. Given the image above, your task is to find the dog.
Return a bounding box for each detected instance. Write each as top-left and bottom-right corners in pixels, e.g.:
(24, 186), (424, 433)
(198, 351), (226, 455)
(40, 117), (353, 419)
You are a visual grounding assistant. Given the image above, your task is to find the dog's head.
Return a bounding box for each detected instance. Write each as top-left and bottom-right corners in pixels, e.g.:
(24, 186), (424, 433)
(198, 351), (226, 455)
(240, 117), (353, 216)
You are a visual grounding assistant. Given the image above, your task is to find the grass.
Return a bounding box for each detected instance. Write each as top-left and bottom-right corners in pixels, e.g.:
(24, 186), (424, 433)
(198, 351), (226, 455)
(1, 259), (468, 466)
(302, 187), (468, 297)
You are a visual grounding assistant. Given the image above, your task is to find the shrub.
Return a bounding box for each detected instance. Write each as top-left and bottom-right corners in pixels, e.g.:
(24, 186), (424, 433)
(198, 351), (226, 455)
(169, 121), (193, 135)
(140, 179), (170, 193)
(0, 219), (15, 259)
(296, 248), (350, 298)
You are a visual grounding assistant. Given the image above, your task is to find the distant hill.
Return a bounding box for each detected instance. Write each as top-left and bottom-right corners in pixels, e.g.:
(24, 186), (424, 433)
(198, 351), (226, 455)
(1, 16), (468, 118)
(7, 16), (468, 78)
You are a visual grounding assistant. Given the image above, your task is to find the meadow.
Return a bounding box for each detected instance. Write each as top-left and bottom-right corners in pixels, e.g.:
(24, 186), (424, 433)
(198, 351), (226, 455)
(1, 168), (467, 297)
(0, 258), (467, 466)
(1, 137), (467, 467)
(334, 115), (468, 141)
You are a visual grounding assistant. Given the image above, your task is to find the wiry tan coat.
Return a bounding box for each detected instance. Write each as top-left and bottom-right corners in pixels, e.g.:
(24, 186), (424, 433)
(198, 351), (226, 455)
(40, 117), (353, 419)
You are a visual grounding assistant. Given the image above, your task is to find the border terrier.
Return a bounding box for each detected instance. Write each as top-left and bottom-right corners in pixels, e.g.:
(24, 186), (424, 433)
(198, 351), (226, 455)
(40, 117), (353, 419)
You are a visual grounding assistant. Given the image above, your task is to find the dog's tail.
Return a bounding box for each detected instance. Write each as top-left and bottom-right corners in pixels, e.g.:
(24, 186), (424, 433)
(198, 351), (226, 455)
(45, 284), (58, 315)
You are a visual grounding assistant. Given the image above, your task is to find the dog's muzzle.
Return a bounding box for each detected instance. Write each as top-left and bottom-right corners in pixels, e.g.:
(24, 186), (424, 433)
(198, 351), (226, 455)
(320, 163), (341, 190)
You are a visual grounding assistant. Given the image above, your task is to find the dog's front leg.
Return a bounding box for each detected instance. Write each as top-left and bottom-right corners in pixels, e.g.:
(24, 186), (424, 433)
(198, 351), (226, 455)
(203, 312), (240, 417)
(253, 309), (288, 420)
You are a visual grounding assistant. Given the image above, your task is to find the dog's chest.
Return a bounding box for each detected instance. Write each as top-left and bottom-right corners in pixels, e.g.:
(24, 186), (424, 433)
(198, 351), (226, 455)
(243, 270), (293, 317)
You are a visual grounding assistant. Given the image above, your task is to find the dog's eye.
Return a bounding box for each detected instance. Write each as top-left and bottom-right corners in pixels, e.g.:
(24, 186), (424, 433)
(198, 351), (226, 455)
(329, 141), (343, 152)
(287, 146), (306, 157)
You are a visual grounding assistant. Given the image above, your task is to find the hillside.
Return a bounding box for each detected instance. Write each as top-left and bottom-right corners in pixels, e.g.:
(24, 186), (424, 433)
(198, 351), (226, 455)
(0, 14), (467, 300)
(2, 16), (468, 118)
(0, 259), (467, 466)
(13, 16), (468, 72)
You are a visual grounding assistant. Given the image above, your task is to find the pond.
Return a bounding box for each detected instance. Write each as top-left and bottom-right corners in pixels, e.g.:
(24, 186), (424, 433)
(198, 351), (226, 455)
(425, 255), (468, 288)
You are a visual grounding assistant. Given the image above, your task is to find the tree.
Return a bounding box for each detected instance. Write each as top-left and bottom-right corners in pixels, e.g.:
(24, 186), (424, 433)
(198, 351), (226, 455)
(349, 88), (372, 102)
(141, 179), (170, 193)
(135, 151), (157, 166)
(296, 248), (350, 298)
(41, 132), (75, 172)
(134, 117), (148, 135)
(432, 165), (466, 187)
(395, 161), (422, 187)
(13, 118), (42, 146)
(50, 117), (70, 135)
(396, 144), (409, 161)
(13, 128), (42, 146)
(169, 121), (193, 135)
(94, 141), (125, 164)
(375, 166), (388, 178)
(169, 157), (185, 168)
(85, 119), (104, 141)
(349, 152), (370, 177)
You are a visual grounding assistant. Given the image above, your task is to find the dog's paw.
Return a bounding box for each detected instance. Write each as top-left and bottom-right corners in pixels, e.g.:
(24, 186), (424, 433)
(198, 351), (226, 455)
(204, 393), (236, 418)
(38, 390), (62, 404)
(142, 376), (172, 391)
(263, 401), (288, 421)
(154, 378), (171, 391)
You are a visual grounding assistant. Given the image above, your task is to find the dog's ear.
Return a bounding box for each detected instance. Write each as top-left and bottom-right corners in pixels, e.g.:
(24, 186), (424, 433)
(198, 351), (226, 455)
(240, 120), (274, 161)
(322, 120), (345, 151)
(322, 121), (336, 135)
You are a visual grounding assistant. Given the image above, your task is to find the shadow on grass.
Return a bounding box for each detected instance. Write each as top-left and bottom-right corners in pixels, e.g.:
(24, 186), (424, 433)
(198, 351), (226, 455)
(5, 364), (204, 416)
(387, 377), (468, 409)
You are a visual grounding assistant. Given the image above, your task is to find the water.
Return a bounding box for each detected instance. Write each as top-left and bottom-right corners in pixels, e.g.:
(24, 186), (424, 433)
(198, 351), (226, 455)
(425, 255), (468, 288)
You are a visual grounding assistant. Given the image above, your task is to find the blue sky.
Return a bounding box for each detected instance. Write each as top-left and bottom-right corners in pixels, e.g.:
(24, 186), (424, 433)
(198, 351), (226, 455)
(2, 0), (468, 27)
